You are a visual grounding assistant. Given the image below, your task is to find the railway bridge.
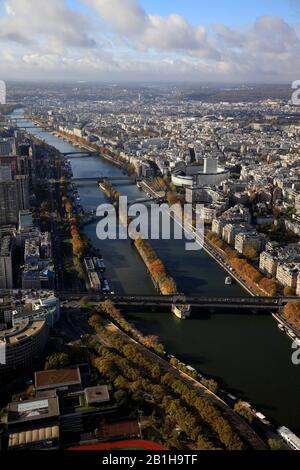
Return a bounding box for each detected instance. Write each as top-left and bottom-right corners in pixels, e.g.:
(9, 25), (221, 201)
(58, 292), (290, 312)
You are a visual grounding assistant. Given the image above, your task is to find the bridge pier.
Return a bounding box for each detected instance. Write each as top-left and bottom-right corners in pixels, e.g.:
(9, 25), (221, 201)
(171, 304), (191, 320)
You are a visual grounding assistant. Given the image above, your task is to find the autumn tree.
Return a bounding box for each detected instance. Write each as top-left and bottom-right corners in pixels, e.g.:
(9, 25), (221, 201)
(243, 246), (258, 260)
(284, 286), (295, 297)
(234, 401), (253, 424)
(283, 300), (300, 328)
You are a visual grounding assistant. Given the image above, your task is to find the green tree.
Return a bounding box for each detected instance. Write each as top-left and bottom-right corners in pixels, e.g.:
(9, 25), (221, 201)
(45, 352), (70, 370)
(234, 401), (253, 424)
(114, 390), (128, 407)
(268, 438), (285, 450)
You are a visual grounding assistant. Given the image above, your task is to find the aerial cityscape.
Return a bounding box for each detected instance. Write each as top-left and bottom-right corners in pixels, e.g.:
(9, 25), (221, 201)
(0, 0), (300, 459)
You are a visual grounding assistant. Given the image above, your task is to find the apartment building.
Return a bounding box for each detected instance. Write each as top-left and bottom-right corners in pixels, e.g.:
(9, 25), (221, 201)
(259, 250), (280, 277)
(276, 263), (300, 290)
(212, 218), (226, 238)
(222, 223), (250, 247)
(235, 231), (266, 256)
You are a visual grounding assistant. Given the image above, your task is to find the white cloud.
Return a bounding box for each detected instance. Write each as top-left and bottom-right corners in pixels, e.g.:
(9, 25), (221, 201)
(86, 0), (148, 35)
(0, 0), (299, 82)
(0, 0), (97, 48)
(85, 0), (218, 58)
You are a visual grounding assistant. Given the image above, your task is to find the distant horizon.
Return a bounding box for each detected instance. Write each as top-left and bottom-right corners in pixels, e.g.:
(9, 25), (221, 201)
(2, 79), (294, 86)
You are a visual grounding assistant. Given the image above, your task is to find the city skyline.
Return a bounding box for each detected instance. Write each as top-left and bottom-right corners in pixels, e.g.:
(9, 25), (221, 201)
(0, 0), (300, 82)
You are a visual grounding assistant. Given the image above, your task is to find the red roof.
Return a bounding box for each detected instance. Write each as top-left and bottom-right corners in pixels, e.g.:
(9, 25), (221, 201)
(68, 440), (165, 451)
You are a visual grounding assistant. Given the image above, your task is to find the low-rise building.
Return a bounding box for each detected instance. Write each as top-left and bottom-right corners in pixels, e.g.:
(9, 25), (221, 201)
(7, 397), (60, 450)
(35, 367), (82, 393)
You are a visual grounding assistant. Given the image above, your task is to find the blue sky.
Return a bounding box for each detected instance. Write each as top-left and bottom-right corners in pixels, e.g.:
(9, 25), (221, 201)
(63, 0), (299, 25)
(139, 0), (298, 25)
(0, 0), (300, 82)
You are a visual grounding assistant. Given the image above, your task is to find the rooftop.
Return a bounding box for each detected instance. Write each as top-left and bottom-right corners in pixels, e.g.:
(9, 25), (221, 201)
(0, 318), (46, 345)
(7, 397), (59, 425)
(35, 367), (81, 391)
(9, 425), (59, 449)
(0, 235), (12, 257)
(85, 385), (110, 405)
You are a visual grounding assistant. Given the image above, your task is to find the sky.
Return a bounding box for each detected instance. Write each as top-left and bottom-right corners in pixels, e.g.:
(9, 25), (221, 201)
(0, 0), (300, 82)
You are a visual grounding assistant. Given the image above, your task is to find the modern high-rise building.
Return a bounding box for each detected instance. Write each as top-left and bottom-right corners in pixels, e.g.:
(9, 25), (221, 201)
(0, 157), (30, 226)
(0, 165), (12, 181)
(0, 180), (19, 226)
(18, 210), (33, 232)
(0, 318), (49, 384)
(15, 174), (30, 210)
(0, 235), (13, 289)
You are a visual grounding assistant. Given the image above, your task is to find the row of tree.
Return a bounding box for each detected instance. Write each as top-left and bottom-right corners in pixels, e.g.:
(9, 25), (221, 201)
(230, 257), (262, 284)
(206, 232), (237, 259)
(97, 300), (165, 356)
(99, 179), (121, 204)
(284, 300), (300, 329)
(169, 357), (218, 393)
(90, 329), (218, 448)
(161, 374), (245, 450)
(88, 314), (246, 450)
(70, 218), (86, 279)
(134, 238), (178, 295)
(207, 232), (283, 296)
(99, 178), (178, 296)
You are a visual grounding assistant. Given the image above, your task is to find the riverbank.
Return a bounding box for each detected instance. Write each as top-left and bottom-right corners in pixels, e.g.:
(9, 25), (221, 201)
(89, 309), (267, 450)
(25, 112), (255, 298)
(10, 109), (300, 435)
(142, 180), (257, 297)
(98, 179), (178, 296)
(35, 117), (300, 339)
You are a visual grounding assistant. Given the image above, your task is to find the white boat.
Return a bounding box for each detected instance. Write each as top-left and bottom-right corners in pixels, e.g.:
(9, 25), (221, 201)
(225, 276), (232, 285)
(172, 304), (191, 320)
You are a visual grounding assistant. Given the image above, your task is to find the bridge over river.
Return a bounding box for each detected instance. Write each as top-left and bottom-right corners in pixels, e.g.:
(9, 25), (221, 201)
(62, 151), (98, 157)
(58, 293), (292, 312)
(72, 175), (133, 183)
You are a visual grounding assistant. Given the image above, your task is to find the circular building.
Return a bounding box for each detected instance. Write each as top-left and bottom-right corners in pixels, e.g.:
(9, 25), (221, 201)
(171, 157), (229, 188)
(0, 318), (49, 384)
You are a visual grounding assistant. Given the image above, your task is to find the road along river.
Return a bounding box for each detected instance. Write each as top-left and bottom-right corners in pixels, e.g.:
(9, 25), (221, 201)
(11, 108), (300, 434)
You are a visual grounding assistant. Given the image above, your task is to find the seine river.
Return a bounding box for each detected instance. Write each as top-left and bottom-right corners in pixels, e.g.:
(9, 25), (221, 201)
(11, 109), (300, 433)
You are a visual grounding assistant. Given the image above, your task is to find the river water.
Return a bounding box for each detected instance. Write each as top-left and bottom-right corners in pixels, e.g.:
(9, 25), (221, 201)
(11, 109), (300, 433)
